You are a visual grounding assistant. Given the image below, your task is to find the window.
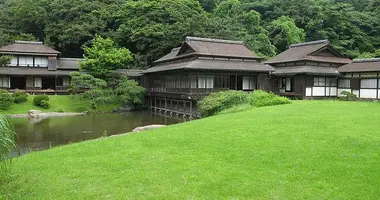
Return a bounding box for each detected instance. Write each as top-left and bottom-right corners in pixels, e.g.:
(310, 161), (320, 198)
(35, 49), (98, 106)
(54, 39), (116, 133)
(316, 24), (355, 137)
(34, 57), (48, 67)
(57, 77), (64, 86)
(206, 75), (214, 89)
(0, 77), (10, 88)
(279, 78), (286, 89)
(190, 75), (197, 88)
(326, 78), (337, 87)
(314, 77), (325, 86)
(338, 79), (350, 88)
(243, 76), (256, 90)
(18, 56), (34, 67)
(361, 79), (377, 89)
(10, 56), (17, 66)
(34, 77), (42, 88)
(198, 75), (206, 89)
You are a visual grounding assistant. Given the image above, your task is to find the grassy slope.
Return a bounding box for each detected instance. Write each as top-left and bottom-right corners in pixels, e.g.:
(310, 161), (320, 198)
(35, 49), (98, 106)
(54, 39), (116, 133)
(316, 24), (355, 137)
(2, 101), (380, 199)
(0, 95), (92, 114)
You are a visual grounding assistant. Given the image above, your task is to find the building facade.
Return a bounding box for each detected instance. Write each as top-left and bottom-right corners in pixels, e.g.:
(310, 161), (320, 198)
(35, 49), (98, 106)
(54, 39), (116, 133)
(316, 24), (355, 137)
(264, 40), (352, 98)
(144, 36), (274, 117)
(0, 41), (80, 93)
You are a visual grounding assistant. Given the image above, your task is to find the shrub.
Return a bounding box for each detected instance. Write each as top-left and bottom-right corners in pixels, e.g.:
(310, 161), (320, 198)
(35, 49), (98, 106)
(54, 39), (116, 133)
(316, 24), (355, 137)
(0, 90), (14, 110)
(340, 91), (357, 101)
(13, 90), (28, 103)
(198, 90), (250, 117)
(250, 90), (291, 107)
(57, 109), (64, 113)
(33, 95), (50, 106)
(39, 100), (50, 109)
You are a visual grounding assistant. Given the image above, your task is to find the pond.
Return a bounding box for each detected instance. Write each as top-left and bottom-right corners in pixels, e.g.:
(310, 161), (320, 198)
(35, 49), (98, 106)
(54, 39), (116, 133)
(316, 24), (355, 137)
(10, 111), (184, 156)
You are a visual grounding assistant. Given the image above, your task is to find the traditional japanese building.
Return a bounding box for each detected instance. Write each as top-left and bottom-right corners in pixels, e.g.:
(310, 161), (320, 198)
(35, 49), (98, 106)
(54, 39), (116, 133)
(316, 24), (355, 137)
(0, 41), (80, 93)
(144, 36), (274, 117)
(338, 58), (380, 99)
(264, 40), (352, 98)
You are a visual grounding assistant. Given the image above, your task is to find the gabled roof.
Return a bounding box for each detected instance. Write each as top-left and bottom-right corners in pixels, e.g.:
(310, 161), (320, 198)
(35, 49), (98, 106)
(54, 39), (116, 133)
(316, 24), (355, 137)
(265, 40), (351, 64)
(154, 36), (262, 63)
(0, 41), (60, 56)
(338, 58), (380, 72)
(145, 57), (274, 74)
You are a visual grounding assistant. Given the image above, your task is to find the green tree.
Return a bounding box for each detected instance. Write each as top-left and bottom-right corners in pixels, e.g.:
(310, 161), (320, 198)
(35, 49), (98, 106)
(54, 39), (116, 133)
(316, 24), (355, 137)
(0, 55), (11, 67)
(68, 72), (107, 94)
(80, 35), (133, 80)
(44, 0), (122, 57)
(268, 16), (305, 53)
(115, 77), (146, 106)
(115, 0), (207, 68)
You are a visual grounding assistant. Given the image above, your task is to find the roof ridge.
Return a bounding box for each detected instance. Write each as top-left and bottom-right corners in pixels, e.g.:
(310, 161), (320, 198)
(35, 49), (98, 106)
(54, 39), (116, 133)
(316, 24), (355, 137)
(186, 36), (244, 45)
(15, 40), (43, 45)
(289, 40), (329, 48)
(353, 58), (380, 63)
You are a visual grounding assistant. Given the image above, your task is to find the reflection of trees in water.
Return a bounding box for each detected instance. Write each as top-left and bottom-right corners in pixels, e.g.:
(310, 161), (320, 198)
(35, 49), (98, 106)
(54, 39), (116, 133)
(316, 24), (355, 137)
(11, 112), (183, 155)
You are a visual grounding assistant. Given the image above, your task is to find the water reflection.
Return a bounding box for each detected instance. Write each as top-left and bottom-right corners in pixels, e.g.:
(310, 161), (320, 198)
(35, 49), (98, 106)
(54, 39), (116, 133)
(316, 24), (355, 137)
(10, 111), (183, 156)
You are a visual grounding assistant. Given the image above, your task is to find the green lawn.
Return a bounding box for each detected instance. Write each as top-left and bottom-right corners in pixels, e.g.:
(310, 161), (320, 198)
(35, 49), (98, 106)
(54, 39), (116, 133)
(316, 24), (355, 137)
(2, 101), (380, 199)
(1, 95), (94, 114)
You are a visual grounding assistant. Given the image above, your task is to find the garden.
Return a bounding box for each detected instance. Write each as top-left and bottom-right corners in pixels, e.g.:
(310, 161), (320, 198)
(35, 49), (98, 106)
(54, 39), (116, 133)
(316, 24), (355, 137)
(1, 100), (380, 199)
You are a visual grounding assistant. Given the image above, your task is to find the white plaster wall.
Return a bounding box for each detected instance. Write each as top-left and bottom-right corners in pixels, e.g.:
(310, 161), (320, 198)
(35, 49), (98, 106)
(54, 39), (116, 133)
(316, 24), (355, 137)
(312, 87), (325, 96)
(352, 90), (360, 97)
(360, 89), (377, 99)
(338, 89), (351, 97)
(306, 87), (312, 96)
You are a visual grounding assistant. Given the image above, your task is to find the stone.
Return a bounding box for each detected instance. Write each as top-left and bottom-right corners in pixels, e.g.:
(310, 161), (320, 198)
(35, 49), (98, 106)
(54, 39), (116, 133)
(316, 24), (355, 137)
(28, 110), (45, 118)
(132, 124), (167, 132)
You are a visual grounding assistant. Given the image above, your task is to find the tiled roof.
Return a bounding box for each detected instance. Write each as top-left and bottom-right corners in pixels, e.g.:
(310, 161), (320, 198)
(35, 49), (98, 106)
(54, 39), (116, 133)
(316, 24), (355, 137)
(338, 58), (380, 72)
(265, 40), (350, 64)
(145, 58), (274, 73)
(0, 41), (60, 55)
(272, 65), (339, 75)
(57, 58), (81, 69)
(115, 69), (145, 77)
(154, 36), (262, 63)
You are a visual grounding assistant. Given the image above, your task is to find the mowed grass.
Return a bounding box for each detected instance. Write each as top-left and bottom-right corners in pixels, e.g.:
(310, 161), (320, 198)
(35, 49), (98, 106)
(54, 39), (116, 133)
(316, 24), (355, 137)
(2, 101), (380, 199)
(0, 95), (92, 114)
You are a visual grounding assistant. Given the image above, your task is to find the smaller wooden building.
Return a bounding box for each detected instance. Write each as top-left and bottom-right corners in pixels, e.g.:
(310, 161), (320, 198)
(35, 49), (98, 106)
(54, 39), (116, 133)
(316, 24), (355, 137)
(338, 58), (380, 99)
(264, 40), (351, 98)
(144, 36), (274, 117)
(0, 41), (79, 94)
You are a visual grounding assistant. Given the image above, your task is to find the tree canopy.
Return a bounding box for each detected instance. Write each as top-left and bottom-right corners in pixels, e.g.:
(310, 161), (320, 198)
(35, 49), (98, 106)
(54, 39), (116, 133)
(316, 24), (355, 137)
(80, 35), (133, 80)
(0, 0), (379, 67)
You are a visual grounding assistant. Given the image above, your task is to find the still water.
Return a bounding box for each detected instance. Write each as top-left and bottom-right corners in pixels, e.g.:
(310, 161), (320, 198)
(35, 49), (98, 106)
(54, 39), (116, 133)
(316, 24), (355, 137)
(10, 111), (183, 155)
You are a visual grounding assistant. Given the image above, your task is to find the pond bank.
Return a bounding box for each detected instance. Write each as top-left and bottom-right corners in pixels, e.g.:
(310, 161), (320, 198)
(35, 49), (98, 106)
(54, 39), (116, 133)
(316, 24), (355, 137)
(6, 112), (87, 118)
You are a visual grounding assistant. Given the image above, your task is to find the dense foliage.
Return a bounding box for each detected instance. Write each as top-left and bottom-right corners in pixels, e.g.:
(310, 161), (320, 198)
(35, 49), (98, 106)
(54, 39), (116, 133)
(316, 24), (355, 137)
(250, 90), (291, 107)
(0, 114), (16, 171)
(0, 55), (11, 67)
(1, 0), (379, 67)
(80, 35), (133, 80)
(0, 90), (14, 110)
(198, 90), (250, 117)
(12, 90), (28, 104)
(70, 73), (145, 110)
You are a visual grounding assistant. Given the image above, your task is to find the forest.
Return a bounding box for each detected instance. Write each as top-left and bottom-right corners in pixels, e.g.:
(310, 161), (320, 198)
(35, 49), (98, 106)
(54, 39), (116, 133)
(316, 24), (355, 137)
(0, 0), (379, 69)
